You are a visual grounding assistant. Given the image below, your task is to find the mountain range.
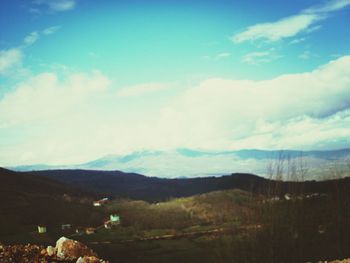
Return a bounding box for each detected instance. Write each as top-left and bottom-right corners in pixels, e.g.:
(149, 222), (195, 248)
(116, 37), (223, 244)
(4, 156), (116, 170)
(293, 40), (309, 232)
(10, 148), (350, 179)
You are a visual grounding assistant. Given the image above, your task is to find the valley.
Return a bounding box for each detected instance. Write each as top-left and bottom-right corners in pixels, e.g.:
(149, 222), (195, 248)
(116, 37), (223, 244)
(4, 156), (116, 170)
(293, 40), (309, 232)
(1, 167), (350, 262)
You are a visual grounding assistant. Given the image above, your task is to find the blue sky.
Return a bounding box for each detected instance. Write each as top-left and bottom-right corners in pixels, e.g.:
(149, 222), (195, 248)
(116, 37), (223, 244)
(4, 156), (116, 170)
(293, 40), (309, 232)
(0, 0), (350, 166)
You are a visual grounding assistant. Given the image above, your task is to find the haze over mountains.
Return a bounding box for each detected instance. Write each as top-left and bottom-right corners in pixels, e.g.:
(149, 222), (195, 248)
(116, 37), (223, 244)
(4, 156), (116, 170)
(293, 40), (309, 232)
(11, 148), (350, 179)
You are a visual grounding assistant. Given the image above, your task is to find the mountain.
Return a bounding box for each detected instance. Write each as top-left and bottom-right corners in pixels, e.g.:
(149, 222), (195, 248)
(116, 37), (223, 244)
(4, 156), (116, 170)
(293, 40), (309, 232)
(11, 148), (350, 179)
(25, 169), (265, 201)
(4, 168), (350, 202)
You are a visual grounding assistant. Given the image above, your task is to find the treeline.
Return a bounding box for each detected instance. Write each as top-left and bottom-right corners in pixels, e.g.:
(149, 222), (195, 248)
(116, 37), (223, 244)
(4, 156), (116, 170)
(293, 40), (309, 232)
(214, 159), (350, 263)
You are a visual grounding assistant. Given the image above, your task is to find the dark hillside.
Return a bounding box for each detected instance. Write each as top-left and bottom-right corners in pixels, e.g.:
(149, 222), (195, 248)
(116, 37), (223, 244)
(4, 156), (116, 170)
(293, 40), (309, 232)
(29, 169), (267, 201)
(11, 168), (350, 201)
(0, 168), (105, 237)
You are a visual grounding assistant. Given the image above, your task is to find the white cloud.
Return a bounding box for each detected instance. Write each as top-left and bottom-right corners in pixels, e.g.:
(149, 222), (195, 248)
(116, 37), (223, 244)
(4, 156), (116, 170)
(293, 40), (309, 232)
(305, 24), (322, 33)
(242, 49), (282, 65)
(42, 26), (61, 35)
(289, 37), (306, 45)
(304, 0), (350, 13)
(33, 0), (76, 12)
(24, 32), (39, 46)
(242, 51), (269, 64)
(1, 56), (350, 166)
(157, 55), (350, 150)
(117, 83), (170, 97)
(0, 28), (58, 77)
(202, 53), (232, 61)
(233, 14), (319, 43)
(298, 50), (318, 60)
(0, 48), (23, 75)
(271, 111), (350, 149)
(0, 70), (110, 128)
(23, 27), (59, 47)
(232, 0), (350, 43)
(216, 52), (231, 59)
(49, 0), (75, 11)
(217, 111), (350, 151)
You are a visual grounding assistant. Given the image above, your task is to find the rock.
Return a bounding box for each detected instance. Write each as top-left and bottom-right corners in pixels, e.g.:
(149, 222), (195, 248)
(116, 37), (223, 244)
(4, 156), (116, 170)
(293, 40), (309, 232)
(0, 244), (46, 263)
(76, 256), (102, 263)
(0, 239), (106, 263)
(56, 236), (69, 258)
(46, 245), (56, 256)
(56, 236), (97, 259)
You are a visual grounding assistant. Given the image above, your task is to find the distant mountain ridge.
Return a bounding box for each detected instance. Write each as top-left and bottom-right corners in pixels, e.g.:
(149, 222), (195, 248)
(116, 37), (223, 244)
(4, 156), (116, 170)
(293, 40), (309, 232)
(3, 167), (350, 202)
(10, 148), (350, 178)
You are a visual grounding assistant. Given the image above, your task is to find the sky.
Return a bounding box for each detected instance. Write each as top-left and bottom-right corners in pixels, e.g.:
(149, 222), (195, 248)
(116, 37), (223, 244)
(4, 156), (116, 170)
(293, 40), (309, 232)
(0, 0), (350, 166)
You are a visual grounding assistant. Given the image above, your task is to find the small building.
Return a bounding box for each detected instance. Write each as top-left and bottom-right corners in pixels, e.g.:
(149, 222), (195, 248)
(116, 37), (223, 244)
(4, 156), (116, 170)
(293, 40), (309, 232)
(110, 214), (120, 224)
(93, 197), (109, 207)
(103, 214), (120, 229)
(85, 227), (96, 235)
(37, 225), (47, 234)
(61, 224), (72, 230)
(93, 201), (102, 207)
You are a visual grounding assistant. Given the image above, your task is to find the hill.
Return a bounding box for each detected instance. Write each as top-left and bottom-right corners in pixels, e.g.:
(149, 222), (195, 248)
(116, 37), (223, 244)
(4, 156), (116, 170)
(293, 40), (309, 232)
(4, 168), (350, 202)
(21, 169), (267, 201)
(0, 168), (105, 238)
(2, 167), (350, 262)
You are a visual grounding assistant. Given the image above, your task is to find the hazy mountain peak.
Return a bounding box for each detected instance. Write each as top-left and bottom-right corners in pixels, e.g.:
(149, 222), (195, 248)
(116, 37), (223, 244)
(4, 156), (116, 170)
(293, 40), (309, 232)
(9, 148), (350, 179)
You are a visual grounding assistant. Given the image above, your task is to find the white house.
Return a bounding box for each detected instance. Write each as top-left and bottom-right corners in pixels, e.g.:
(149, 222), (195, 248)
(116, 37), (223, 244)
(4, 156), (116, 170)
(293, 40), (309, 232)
(37, 225), (47, 234)
(110, 214), (120, 224)
(93, 197), (109, 207)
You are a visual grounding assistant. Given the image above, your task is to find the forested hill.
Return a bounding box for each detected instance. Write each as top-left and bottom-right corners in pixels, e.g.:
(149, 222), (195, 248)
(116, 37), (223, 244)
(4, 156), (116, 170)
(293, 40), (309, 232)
(3, 168), (350, 202)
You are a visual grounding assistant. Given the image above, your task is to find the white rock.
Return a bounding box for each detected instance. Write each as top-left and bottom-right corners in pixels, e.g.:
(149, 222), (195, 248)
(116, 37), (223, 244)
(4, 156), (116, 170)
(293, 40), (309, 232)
(55, 236), (97, 259)
(46, 245), (56, 256)
(56, 236), (69, 258)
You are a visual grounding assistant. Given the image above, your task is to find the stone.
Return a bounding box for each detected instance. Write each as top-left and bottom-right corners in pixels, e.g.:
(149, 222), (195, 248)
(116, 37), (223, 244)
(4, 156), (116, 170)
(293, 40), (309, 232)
(56, 236), (97, 259)
(46, 245), (56, 256)
(0, 240), (107, 262)
(76, 256), (102, 263)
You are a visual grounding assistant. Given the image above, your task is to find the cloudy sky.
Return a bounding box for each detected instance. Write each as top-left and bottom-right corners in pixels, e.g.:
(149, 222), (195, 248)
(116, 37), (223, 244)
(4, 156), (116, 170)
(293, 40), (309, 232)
(0, 0), (350, 166)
